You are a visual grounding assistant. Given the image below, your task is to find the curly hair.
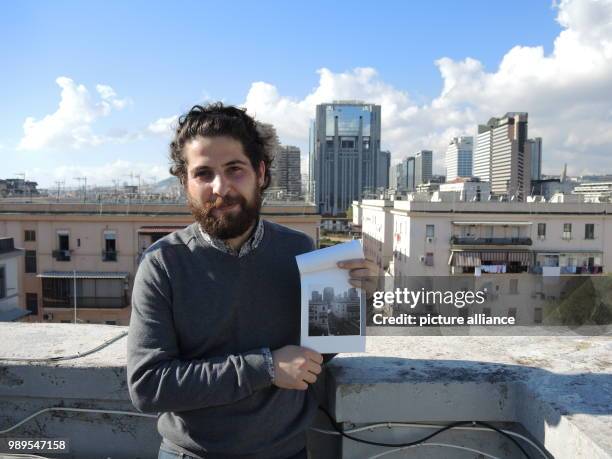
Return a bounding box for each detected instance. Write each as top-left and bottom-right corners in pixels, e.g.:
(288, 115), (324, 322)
(169, 102), (278, 189)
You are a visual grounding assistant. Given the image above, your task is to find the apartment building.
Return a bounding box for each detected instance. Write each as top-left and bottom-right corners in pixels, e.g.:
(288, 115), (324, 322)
(357, 198), (612, 324)
(0, 237), (26, 321)
(360, 200), (394, 271)
(0, 201), (320, 325)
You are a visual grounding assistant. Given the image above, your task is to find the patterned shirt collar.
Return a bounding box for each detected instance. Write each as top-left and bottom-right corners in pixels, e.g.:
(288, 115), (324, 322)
(199, 219), (265, 258)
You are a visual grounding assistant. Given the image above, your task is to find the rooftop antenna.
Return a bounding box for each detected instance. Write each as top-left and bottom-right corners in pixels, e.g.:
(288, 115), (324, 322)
(74, 176), (87, 202)
(54, 180), (65, 202)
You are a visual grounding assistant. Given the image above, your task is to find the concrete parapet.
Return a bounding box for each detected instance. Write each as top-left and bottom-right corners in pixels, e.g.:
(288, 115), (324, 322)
(0, 324), (610, 458)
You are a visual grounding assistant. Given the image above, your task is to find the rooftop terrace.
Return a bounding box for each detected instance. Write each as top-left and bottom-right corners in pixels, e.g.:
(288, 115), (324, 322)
(0, 323), (610, 458)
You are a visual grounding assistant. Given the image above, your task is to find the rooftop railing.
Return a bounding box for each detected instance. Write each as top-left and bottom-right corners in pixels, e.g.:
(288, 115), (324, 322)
(450, 236), (533, 245)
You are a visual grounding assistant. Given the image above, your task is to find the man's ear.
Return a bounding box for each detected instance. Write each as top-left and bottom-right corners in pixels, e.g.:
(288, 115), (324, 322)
(257, 161), (266, 188)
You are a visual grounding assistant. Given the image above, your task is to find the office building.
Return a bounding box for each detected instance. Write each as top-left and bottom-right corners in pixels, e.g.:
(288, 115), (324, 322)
(473, 128), (492, 183)
(378, 150), (391, 189)
(270, 145), (301, 198)
(527, 137), (542, 181)
(474, 113), (530, 200)
(395, 157), (415, 192)
(414, 150), (432, 187)
(312, 101), (382, 215)
(445, 136), (473, 181)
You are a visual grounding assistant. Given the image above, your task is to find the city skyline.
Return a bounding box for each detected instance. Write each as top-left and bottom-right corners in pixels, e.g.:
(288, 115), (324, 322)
(2, 1), (612, 188)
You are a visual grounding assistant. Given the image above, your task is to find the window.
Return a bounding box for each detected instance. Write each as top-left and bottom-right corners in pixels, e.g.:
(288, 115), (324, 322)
(537, 223), (546, 238)
(105, 320), (117, 325)
(24, 230), (36, 241)
(25, 250), (37, 273)
(562, 223), (572, 240)
(0, 266), (5, 298)
(58, 232), (70, 250)
(42, 277), (126, 308)
(534, 307), (543, 324)
(54, 232), (71, 261)
(509, 279), (519, 294)
(425, 252), (434, 266)
(103, 231), (117, 262)
(508, 308), (517, 319)
(340, 138), (355, 149)
(585, 224), (594, 240)
(426, 224), (435, 238)
(26, 293), (38, 314)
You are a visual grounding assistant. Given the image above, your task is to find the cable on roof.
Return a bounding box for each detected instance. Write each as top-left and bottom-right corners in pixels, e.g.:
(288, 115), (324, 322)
(310, 421), (547, 458)
(0, 407), (156, 435)
(318, 406), (532, 459)
(0, 331), (128, 362)
(367, 442), (502, 459)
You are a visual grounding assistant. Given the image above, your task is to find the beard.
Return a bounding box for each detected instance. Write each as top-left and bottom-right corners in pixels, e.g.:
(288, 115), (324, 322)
(187, 188), (262, 240)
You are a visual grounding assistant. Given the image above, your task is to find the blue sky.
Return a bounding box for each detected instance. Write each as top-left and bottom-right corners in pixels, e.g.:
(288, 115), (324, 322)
(3, 0), (611, 188)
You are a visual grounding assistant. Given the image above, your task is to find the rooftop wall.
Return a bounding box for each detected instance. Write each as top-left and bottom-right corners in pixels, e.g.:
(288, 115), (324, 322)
(1, 324), (611, 458)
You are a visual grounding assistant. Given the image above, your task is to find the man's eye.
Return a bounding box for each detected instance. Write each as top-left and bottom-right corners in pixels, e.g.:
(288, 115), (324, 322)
(228, 167), (244, 175)
(195, 171), (214, 180)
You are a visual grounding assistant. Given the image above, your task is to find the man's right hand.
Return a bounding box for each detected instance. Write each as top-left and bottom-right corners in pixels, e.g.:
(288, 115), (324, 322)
(271, 345), (323, 390)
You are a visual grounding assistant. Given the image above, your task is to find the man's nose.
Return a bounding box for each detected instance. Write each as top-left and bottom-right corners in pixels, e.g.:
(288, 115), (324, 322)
(211, 173), (229, 196)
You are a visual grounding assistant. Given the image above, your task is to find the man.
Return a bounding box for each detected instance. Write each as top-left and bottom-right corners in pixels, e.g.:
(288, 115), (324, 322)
(127, 103), (375, 459)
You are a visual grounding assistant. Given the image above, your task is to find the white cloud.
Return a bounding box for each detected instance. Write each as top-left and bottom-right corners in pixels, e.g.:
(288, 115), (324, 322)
(26, 160), (171, 188)
(96, 84), (131, 111)
(242, 0), (612, 176)
(18, 77), (131, 151)
(147, 115), (179, 135)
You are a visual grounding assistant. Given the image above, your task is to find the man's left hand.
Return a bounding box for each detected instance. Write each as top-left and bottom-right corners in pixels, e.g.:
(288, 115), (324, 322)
(337, 258), (379, 298)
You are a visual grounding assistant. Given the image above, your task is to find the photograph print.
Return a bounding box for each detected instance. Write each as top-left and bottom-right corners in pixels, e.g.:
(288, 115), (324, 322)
(308, 284), (361, 337)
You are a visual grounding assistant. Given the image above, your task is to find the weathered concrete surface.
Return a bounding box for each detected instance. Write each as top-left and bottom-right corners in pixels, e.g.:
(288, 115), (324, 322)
(0, 323), (157, 459)
(328, 335), (612, 458)
(0, 324), (611, 458)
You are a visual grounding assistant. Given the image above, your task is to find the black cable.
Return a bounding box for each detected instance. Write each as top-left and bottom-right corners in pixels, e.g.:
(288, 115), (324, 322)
(318, 406), (532, 459)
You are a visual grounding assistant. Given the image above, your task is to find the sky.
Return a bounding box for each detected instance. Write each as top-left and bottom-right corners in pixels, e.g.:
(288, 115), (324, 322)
(1, 0), (612, 189)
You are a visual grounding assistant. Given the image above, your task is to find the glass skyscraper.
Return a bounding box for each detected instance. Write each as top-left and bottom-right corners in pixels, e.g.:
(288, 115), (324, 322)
(445, 136), (473, 181)
(311, 101), (382, 215)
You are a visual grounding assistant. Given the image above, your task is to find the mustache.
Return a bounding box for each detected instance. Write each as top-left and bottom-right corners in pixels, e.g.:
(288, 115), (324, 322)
(203, 194), (243, 211)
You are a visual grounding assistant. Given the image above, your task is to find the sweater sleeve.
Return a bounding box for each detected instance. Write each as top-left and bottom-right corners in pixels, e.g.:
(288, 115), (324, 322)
(127, 253), (272, 414)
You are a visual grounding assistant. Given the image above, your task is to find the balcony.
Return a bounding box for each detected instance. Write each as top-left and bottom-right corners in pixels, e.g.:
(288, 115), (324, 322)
(102, 250), (118, 262)
(43, 295), (128, 309)
(530, 266), (604, 275)
(1, 324), (611, 457)
(451, 236), (532, 246)
(52, 249), (72, 261)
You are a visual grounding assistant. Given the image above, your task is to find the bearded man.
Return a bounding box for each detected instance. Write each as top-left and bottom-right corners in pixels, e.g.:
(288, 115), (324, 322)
(127, 103), (374, 459)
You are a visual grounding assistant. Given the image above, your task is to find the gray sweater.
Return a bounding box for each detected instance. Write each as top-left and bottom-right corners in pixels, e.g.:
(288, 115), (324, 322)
(127, 221), (318, 458)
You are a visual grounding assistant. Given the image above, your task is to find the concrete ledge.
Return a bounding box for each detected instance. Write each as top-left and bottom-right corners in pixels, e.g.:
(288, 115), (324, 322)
(0, 324), (610, 458)
(328, 336), (612, 458)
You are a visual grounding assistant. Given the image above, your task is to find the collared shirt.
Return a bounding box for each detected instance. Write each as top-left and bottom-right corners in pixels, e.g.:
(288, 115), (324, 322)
(198, 218), (265, 258)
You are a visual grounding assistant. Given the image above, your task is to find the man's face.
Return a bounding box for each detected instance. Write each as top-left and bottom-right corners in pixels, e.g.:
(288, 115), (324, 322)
(183, 136), (265, 240)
